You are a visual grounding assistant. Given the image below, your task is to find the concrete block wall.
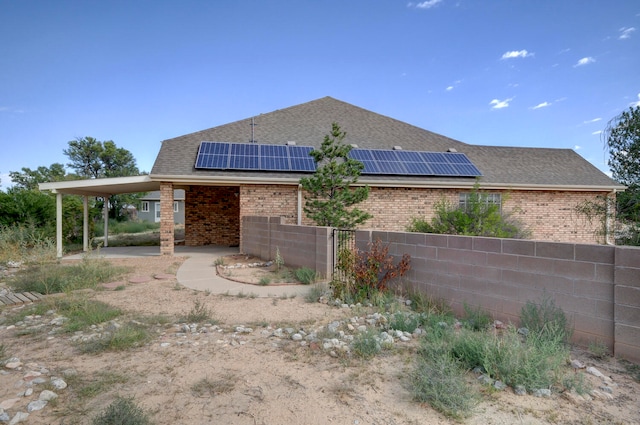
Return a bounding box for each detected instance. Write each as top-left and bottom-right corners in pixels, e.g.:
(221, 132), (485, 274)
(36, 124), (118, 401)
(614, 246), (640, 360)
(241, 216), (332, 280)
(159, 182), (175, 255)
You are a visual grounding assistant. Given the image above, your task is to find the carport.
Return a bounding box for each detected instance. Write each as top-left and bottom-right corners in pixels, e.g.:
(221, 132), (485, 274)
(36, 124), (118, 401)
(39, 175), (166, 258)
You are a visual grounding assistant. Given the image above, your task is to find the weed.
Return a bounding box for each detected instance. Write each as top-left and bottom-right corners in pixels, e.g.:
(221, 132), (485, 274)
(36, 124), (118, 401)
(9, 258), (128, 294)
(410, 350), (478, 420)
(351, 329), (382, 359)
(213, 257), (225, 266)
(79, 323), (151, 354)
(305, 282), (329, 303)
(520, 293), (573, 344)
(387, 311), (421, 333)
(114, 285), (126, 291)
(562, 371), (592, 395)
(191, 374), (236, 397)
(294, 267), (318, 285)
(259, 276), (271, 286)
(462, 303), (492, 331)
(75, 371), (129, 399)
(274, 247), (284, 271)
(56, 298), (122, 333)
(92, 396), (152, 425)
(180, 300), (214, 323)
(236, 291), (247, 298)
(406, 289), (450, 316)
(587, 340), (610, 360)
(0, 343), (7, 364)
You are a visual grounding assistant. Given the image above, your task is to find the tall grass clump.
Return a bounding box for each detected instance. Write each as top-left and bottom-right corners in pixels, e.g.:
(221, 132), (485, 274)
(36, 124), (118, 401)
(9, 258), (128, 294)
(520, 293), (573, 344)
(55, 298), (122, 333)
(0, 224), (56, 265)
(411, 335), (478, 420)
(295, 267), (318, 285)
(92, 396), (152, 425)
(79, 324), (150, 354)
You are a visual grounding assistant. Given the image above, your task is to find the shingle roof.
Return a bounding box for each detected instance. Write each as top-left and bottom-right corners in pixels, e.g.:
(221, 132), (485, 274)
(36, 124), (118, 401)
(151, 96), (622, 189)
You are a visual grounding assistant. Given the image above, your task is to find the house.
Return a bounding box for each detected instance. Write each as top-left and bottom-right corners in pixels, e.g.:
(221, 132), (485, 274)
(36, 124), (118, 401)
(137, 190), (185, 224)
(40, 96), (625, 257)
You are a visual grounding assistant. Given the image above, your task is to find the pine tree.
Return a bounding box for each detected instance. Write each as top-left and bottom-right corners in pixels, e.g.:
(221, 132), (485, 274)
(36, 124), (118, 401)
(300, 123), (372, 228)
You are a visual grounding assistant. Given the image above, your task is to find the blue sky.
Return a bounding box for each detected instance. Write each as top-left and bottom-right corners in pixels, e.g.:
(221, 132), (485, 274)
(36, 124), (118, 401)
(1, 0), (639, 189)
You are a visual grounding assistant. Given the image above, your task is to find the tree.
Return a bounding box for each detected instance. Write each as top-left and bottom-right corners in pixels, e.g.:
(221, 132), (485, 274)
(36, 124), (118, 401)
(9, 163), (68, 191)
(64, 137), (139, 179)
(603, 106), (640, 242)
(64, 137), (141, 220)
(300, 123), (371, 229)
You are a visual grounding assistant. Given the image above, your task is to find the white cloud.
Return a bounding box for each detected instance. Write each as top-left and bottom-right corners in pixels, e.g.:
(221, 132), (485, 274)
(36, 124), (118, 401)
(592, 131), (603, 135)
(574, 57), (595, 67)
(630, 93), (640, 108)
(446, 86), (454, 91)
(489, 97), (513, 109)
(501, 50), (533, 60)
(619, 27), (636, 40)
(583, 117), (602, 124)
(531, 101), (551, 110)
(573, 145), (582, 150)
(408, 0), (442, 9)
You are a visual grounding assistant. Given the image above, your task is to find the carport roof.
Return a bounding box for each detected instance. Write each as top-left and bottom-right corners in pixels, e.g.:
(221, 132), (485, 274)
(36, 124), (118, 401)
(39, 175), (161, 196)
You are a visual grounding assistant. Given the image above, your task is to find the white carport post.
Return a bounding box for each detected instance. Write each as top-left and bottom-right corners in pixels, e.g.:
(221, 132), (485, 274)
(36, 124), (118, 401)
(103, 195), (109, 247)
(56, 191), (63, 259)
(83, 195), (89, 252)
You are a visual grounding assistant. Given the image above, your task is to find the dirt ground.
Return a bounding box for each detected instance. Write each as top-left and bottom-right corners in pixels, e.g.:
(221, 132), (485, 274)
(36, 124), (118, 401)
(1, 255), (639, 425)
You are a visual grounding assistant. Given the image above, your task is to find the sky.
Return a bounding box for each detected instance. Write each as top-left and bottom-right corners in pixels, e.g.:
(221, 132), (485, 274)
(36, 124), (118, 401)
(1, 0), (639, 189)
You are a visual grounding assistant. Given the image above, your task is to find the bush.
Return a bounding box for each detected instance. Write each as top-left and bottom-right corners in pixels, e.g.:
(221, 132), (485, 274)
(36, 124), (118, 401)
(92, 396), (152, 425)
(462, 303), (492, 331)
(387, 311), (421, 333)
(332, 239), (410, 304)
(351, 329), (382, 359)
(0, 224), (56, 265)
(180, 300), (215, 323)
(407, 184), (529, 239)
(80, 324), (150, 354)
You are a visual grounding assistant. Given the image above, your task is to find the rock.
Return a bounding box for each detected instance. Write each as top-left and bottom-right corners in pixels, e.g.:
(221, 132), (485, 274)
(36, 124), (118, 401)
(570, 359), (586, 369)
(586, 366), (612, 383)
(514, 385), (527, 396)
(8, 411), (28, 425)
(160, 342), (171, 348)
(26, 399), (47, 412)
(493, 380), (507, 391)
(494, 320), (506, 330)
(291, 333), (303, 341)
(563, 391), (587, 405)
(51, 378), (67, 390)
(478, 374), (494, 385)
(0, 411), (9, 422)
(23, 388), (33, 397)
(599, 385), (613, 394)
(0, 399), (20, 410)
(533, 389), (552, 398)
(5, 362), (22, 370)
(517, 327), (529, 336)
(39, 390), (58, 401)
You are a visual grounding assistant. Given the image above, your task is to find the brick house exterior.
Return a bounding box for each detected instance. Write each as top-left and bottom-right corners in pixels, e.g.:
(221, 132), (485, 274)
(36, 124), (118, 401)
(40, 97), (624, 256)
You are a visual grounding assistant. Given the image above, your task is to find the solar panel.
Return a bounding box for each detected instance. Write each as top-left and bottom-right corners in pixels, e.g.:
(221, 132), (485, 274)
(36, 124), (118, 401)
(194, 142), (482, 177)
(288, 146), (316, 171)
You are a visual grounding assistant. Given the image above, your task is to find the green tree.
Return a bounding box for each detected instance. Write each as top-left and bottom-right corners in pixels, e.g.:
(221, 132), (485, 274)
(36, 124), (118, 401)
(300, 123), (371, 229)
(64, 137), (141, 220)
(9, 163), (68, 191)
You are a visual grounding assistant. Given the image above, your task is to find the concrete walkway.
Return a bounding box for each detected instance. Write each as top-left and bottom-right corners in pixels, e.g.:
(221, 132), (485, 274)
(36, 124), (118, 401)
(63, 246), (311, 298)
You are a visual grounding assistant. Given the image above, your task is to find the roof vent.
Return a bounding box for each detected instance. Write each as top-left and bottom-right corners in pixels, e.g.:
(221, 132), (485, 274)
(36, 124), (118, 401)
(393, 146), (403, 150)
(447, 148), (457, 153)
(350, 144), (359, 148)
(286, 141), (296, 146)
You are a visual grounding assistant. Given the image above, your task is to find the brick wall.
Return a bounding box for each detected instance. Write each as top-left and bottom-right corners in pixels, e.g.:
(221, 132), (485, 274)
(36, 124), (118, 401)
(241, 216), (640, 362)
(185, 186), (240, 246)
(159, 182), (174, 255)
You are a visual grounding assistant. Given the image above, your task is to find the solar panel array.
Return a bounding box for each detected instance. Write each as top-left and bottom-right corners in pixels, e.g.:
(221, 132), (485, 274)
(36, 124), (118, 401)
(195, 142), (482, 177)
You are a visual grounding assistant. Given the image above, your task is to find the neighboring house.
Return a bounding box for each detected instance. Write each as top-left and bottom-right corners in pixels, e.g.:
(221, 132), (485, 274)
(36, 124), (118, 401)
(40, 96), (625, 256)
(138, 190), (185, 224)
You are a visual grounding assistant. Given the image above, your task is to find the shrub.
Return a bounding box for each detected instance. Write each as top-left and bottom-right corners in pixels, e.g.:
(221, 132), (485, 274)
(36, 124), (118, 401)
(92, 396), (152, 425)
(59, 299), (122, 333)
(462, 303), (492, 331)
(79, 323), (150, 354)
(332, 239), (410, 304)
(387, 311), (421, 333)
(305, 282), (329, 303)
(180, 300), (215, 323)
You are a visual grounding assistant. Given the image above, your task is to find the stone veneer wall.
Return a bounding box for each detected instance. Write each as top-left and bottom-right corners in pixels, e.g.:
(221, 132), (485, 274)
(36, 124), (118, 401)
(184, 186), (240, 246)
(159, 182), (175, 255)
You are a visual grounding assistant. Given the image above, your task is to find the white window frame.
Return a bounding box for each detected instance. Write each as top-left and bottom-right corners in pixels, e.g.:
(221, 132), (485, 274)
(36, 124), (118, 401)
(141, 201), (149, 212)
(173, 201), (179, 213)
(155, 202), (161, 221)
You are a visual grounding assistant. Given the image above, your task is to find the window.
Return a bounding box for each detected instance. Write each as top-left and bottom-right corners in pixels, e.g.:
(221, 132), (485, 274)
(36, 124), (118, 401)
(459, 192), (502, 211)
(173, 201), (179, 213)
(155, 202), (161, 220)
(141, 201), (149, 212)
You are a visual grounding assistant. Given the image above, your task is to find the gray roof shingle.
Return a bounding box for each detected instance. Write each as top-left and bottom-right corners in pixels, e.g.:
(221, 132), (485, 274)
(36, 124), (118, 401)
(151, 96), (622, 189)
